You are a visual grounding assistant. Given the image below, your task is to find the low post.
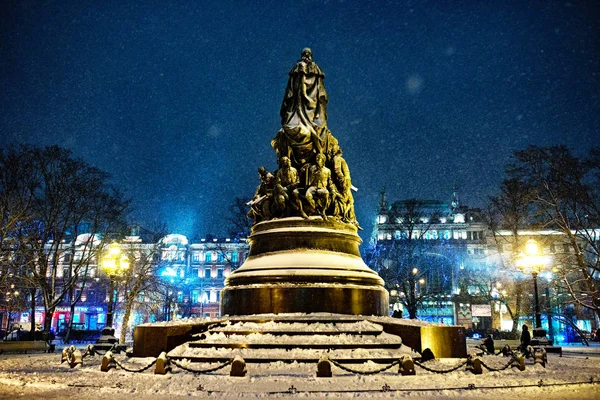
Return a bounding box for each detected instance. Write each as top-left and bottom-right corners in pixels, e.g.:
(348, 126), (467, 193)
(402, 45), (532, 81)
(154, 352), (171, 375)
(68, 349), (83, 368)
(467, 356), (482, 375)
(399, 355), (415, 376)
(84, 344), (95, 357)
(534, 348), (547, 368)
(61, 346), (74, 364)
(511, 354), (525, 371)
(101, 350), (116, 372)
(316, 356), (332, 377)
(230, 355), (247, 377)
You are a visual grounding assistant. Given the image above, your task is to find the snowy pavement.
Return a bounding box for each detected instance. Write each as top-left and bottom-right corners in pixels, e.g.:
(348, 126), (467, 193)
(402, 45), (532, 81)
(0, 348), (599, 399)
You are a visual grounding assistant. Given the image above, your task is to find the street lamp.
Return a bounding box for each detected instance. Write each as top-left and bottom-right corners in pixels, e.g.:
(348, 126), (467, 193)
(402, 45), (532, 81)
(101, 242), (129, 328)
(517, 238), (550, 343)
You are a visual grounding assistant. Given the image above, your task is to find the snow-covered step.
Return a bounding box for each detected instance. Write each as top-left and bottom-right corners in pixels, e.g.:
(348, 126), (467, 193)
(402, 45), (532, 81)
(205, 320), (384, 336)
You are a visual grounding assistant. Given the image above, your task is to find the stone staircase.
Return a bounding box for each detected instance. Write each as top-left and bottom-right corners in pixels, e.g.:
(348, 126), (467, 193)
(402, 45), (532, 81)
(167, 314), (417, 364)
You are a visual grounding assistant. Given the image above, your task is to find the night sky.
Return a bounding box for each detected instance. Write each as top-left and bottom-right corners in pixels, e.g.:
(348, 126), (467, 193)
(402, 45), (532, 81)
(1, 1), (598, 242)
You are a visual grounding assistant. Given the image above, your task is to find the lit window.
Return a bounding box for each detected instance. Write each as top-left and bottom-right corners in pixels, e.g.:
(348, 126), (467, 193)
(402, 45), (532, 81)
(378, 232), (384, 240)
(377, 215), (387, 224)
(431, 230), (438, 240)
(232, 252), (239, 263)
(453, 231), (459, 240)
(191, 289), (200, 303)
(461, 231), (467, 240)
(218, 253), (224, 262)
(394, 231), (401, 240)
(205, 253), (212, 262)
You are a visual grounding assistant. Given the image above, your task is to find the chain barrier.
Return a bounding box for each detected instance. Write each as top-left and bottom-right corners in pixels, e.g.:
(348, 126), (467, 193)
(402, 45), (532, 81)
(328, 357), (403, 375)
(169, 357), (233, 374)
(413, 359), (469, 374)
(113, 357), (158, 373)
(480, 355), (517, 372)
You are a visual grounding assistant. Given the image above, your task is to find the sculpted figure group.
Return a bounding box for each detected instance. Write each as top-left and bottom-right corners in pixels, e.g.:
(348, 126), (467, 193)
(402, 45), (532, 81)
(248, 48), (360, 229)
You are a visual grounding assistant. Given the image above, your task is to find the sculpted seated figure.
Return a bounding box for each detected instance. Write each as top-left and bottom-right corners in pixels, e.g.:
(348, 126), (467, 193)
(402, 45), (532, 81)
(275, 156), (308, 218)
(247, 166), (275, 223)
(305, 153), (334, 221)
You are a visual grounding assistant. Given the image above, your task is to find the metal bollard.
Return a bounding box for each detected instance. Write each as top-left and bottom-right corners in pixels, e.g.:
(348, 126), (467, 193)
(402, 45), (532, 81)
(101, 350), (116, 372)
(511, 354), (525, 371)
(399, 355), (415, 376)
(534, 348), (547, 368)
(61, 346), (71, 364)
(154, 352), (171, 375)
(69, 349), (83, 368)
(467, 356), (482, 375)
(230, 355), (247, 377)
(84, 344), (95, 357)
(316, 356), (332, 377)
(526, 345), (534, 359)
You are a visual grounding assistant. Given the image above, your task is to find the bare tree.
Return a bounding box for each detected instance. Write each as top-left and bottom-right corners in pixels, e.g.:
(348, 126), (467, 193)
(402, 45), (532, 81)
(116, 224), (168, 344)
(1, 146), (129, 333)
(485, 178), (536, 333)
(226, 197), (252, 238)
(507, 145), (600, 319)
(369, 199), (452, 319)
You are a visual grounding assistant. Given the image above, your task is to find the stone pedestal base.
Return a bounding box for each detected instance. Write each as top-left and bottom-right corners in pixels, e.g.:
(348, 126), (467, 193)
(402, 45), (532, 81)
(221, 217), (388, 316)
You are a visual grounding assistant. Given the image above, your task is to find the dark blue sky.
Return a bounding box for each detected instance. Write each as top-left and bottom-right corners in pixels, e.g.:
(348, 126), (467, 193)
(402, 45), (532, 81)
(1, 0), (598, 241)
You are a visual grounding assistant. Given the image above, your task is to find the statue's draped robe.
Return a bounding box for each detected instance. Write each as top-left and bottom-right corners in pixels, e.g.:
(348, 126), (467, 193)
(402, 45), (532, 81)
(273, 60), (337, 168)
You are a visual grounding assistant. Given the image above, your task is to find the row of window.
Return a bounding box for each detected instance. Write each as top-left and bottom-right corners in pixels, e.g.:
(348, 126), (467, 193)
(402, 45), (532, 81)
(163, 250), (240, 263)
(378, 230), (484, 241)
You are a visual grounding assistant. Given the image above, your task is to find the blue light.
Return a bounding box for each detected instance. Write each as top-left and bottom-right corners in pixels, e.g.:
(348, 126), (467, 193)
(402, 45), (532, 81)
(161, 267), (177, 277)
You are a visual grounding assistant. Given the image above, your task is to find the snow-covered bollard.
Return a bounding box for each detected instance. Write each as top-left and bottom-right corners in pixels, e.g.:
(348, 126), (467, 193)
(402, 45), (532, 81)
(84, 344), (95, 357)
(399, 355), (415, 376)
(467, 356), (482, 375)
(230, 355), (247, 377)
(526, 345), (534, 359)
(154, 352), (171, 375)
(511, 354), (525, 371)
(101, 350), (116, 372)
(534, 348), (547, 368)
(69, 349), (83, 368)
(61, 346), (71, 364)
(316, 356), (332, 377)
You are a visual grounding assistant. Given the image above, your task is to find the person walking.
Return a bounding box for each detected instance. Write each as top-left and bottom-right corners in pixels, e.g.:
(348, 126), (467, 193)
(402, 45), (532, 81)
(520, 325), (531, 356)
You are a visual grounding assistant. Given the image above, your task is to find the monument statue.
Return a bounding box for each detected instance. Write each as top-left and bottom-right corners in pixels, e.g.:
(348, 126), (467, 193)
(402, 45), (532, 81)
(222, 48), (386, 317)
(247, 48), (359, 227)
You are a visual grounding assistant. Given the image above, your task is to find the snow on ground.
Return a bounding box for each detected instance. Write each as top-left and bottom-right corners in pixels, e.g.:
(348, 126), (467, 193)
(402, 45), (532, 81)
(1, 346), (599, 399)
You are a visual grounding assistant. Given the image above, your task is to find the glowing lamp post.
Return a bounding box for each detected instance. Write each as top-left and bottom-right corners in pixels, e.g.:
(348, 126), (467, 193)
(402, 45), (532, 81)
(517, 239), (548, 340)
(101, 243), (129, 328)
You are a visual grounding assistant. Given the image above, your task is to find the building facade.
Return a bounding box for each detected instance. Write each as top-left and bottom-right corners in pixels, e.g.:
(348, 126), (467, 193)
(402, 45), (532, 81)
(3, 231), (249, 337)
(372, 191), (599, 338)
